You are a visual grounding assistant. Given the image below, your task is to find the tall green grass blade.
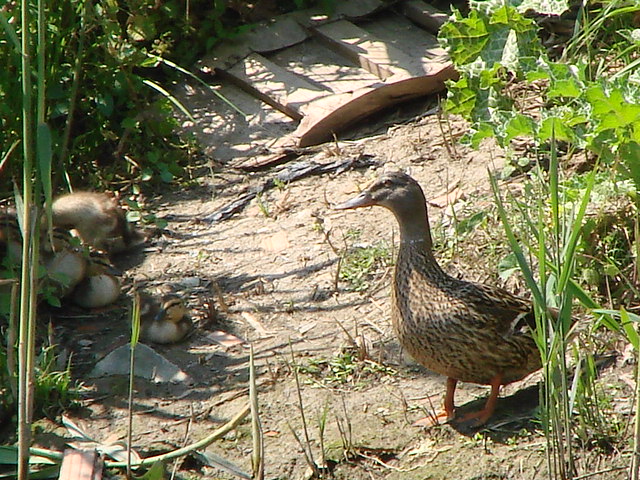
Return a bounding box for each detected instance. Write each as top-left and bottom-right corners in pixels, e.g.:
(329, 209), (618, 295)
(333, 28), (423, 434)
(18, 0), (38, 477)
(141, 79), (195, 122)
(621, 308), (640, 351)
(36, 0), (45, 125)
(131, 293), (141, 346)
(489, 171), (544, 307)
(147, 53), (247, 118)
(594, 308), (640, 348)
(557, 167), (597, 294)
(127, 293), (141, 478)
(0, 10), (21, 53)
(37, 123), (53, 236)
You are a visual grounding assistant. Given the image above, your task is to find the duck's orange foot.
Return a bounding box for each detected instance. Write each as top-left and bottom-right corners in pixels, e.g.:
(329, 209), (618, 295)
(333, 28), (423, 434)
(454, 374), (502, 428)
(412, 409), (456, 427)
(454, 406), (494, 429)
(414, 378), (459, 427)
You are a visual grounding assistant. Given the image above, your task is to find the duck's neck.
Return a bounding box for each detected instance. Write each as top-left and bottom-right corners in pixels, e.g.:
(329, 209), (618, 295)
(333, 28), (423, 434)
(392, 201), (434, 251)
(392, 201), (447, 279)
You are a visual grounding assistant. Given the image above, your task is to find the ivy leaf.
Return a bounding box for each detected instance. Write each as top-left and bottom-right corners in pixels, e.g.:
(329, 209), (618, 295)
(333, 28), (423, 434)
(619, 142), (640, 190)
(445, 77), (478, 117)
(548, 78), (582, 99)
(586, 86), (640, 141)
(538, 116), (575, 142)
(505, 113), (536, 142)
(439, 9), (490, 66)
(514, 0), (570, 15)
(466, 122), (496, 148)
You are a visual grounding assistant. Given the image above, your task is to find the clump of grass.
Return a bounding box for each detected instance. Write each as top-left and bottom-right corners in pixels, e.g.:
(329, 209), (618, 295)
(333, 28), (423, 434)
(572, 354), (626, 454)
(339, 243), (393, 292)
(33, 344), (80, 419)
(298, 351), (396, 388)
(492, 150), (600, 479)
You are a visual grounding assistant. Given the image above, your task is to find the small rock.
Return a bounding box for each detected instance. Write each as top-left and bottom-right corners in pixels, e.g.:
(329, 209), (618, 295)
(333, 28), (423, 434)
(177, 277), (200, 288)
(89, 343), (191, 383)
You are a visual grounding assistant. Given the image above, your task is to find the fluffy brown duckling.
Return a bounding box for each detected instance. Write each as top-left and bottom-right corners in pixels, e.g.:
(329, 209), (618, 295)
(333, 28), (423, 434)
(68, 251), (121, 308)
(51, 191), (144, 254)
(138, 293), (193, 344)
(336, 171), (544, 427)
(42, 229), (89, 297)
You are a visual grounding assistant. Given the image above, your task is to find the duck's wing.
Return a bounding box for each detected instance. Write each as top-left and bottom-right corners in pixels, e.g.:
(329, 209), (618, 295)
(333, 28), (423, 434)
(460, 282), (537, 335)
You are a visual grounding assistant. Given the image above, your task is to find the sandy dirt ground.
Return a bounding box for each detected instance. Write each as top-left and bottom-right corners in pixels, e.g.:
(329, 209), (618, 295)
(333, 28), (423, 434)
(33, 99), (632, 480)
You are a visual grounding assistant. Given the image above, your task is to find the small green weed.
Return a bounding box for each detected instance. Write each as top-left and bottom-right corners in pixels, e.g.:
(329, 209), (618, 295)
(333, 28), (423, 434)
(256, 193), (270, 218)
(34, 344), (80, 418)
(273, 177), (287, 191)
(339, 243), (392, 292)
(298, 351), (396, 388)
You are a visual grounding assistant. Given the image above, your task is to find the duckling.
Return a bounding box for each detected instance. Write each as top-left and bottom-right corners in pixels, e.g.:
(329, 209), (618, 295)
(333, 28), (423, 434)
(336, 171), (551, 427)
(68, 251), (121, 308)
(42, 229), (88, 297)
(138, 293), (193, 344)
(51, 191), (144, 254)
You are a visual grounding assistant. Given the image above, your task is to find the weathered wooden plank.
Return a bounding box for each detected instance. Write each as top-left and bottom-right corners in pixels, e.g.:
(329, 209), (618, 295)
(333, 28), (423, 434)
(294, 62), (458, 147)
(174, 79), (296, 162)
(247, 16), (309, 53)
(291, 0), (389, 28)
(399, 0), (449, 34)
(220, 53), (330, 120)
(362, 10), (448, 64)
(309, 20), (427, 80)
(270, 38), (382, 95)
(58, 449), (103, 480)
(198, 16), (309, 71)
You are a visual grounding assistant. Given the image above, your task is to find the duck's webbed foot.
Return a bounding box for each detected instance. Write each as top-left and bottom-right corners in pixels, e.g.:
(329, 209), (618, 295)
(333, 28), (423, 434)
(455, 374), (502, 428)
(413, 378), (458, 427)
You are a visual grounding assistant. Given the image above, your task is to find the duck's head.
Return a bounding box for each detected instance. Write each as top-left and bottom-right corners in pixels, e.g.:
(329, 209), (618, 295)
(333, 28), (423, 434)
(335, 171), (432, 245)
(86, 250), (121, 276)
(155, 295), (188, 323)
(334, 171), (426, 213)
(43, 227), (83, 253)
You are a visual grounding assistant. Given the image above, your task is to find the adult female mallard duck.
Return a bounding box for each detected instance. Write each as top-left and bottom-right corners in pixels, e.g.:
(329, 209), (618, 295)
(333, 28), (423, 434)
(335, 171), (542, 426)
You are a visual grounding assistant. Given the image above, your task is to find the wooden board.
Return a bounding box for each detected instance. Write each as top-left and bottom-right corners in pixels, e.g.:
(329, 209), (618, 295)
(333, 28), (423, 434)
(193, 0), (458, 168)
(58, 449), (103, 480)
(270, 39), (383, 95)
(310, 19), (426, 80)
(220, 53), (330, 120)
(294, 63), (456, 147)
(399, 0), (450, 34)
